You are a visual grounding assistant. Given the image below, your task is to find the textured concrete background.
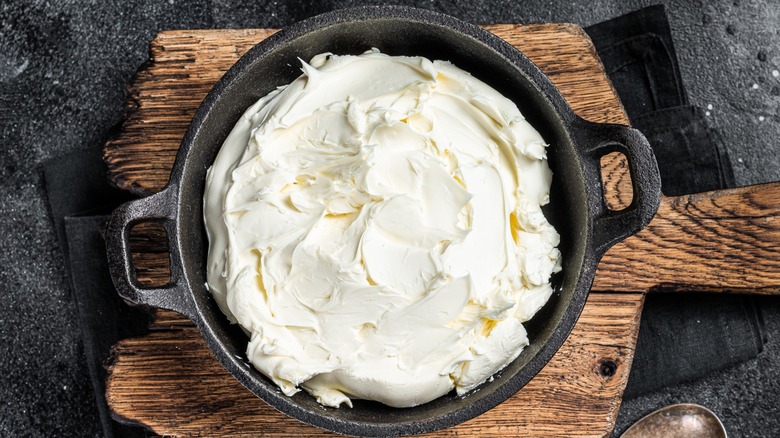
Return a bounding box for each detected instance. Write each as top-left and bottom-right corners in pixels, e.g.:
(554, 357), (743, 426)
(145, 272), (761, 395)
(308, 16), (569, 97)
(1, 0), (778, 436)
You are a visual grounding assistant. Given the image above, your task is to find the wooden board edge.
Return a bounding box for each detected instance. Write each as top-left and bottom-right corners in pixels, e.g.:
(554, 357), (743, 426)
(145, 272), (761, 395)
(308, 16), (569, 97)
(602, 292), (645, 433)
(104, 341), (157, 434)
(103, 55), (159, 196)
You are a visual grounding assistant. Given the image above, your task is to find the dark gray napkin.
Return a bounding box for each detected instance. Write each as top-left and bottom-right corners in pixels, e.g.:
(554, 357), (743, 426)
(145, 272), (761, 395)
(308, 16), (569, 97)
(585, 5), (765, 398)
(43, 148), (149, 438)
(63, 216), (151, 437)
(43, 147), (136, 261)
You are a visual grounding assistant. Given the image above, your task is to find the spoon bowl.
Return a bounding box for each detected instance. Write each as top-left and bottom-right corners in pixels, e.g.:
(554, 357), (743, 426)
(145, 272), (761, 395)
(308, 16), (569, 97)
(622, 403), (727, 438)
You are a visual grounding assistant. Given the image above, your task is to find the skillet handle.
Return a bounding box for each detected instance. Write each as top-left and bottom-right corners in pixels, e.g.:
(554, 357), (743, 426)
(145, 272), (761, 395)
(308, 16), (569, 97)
(105, 187), (195, 319)
(577, 122), (662, 255)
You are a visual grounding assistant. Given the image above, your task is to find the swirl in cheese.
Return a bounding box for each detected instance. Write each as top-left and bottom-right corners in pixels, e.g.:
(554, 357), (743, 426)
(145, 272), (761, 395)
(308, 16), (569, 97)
(203, 49), (561, 408)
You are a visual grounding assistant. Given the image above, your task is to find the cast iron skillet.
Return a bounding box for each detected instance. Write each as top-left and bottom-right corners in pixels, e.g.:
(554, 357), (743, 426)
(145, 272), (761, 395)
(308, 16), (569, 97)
(106, 6), (661, 436)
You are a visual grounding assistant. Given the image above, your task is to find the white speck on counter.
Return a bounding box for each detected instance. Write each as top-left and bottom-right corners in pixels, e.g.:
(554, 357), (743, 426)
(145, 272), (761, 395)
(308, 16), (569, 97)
(759, 116), (765, 121)
(706, 111), (711, 116)
(1, 58), (29, 81)
(707, 104), (713, 110)
(753, 83), (759, 89)
(738, 158), (744, 163)
(773, 70), (779, 78)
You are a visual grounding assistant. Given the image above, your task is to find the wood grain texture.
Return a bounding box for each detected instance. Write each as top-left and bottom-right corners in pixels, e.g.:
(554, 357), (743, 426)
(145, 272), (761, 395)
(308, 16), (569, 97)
(104, 24), (644, 437)
(128, 221), (170, 287)
(595, 182), (780, 293)
(107, 293), (644, 437)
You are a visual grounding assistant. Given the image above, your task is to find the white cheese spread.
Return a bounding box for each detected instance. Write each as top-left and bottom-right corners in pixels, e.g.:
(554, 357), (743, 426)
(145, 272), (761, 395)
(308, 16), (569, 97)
(203, 49), (561, 408)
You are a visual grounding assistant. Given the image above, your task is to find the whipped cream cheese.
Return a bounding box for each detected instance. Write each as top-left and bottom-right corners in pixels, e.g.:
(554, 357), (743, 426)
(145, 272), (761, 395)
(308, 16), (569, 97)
(204, 49), (561, 408)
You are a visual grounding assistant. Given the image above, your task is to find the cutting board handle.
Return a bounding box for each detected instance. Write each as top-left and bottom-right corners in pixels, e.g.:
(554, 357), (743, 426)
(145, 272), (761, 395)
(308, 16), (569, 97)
(595, 181), (780, 294)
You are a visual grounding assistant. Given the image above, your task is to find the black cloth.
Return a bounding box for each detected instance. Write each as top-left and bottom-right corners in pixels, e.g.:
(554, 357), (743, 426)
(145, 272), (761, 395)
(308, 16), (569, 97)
(43, 147), (136, 260)
(586, 5), (735, 195)
(585, 5), (764, 398)
(41, 5), (766, 436)
(42, 148), (149, 438)
(585, 5), (689, 116)
(625, 293), (766, 398)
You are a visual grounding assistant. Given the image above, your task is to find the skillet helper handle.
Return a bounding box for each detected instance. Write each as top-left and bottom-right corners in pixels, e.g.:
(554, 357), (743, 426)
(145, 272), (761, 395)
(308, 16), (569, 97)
(106, 187), (195, 319)
(579, 122), (662, 255)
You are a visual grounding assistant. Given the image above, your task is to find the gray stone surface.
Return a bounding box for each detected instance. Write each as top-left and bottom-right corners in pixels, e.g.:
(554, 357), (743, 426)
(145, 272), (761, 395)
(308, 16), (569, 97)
(0, 0), (777, 436)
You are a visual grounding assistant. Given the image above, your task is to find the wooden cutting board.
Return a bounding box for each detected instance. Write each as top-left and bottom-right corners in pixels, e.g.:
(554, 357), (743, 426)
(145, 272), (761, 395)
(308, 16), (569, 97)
(103, 24), (780, 437)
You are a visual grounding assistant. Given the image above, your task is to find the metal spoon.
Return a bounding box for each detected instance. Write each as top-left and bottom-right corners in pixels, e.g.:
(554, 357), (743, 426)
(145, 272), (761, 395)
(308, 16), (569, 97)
(621, 403), (727, 438)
